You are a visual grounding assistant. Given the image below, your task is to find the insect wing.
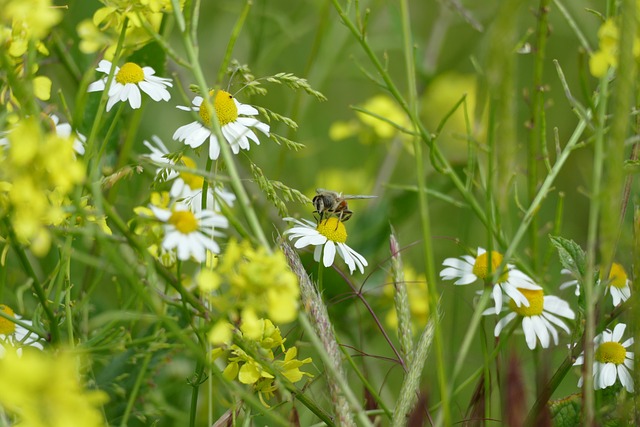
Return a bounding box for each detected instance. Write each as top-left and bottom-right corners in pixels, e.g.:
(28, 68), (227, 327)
(341, 194), (377, 200)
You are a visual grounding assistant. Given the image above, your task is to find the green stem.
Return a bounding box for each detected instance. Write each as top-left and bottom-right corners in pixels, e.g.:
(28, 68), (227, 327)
(397, 0), (450, 423)
(172, 1), (270, 250)
(85, 17), (128, 166)
(4, 221), (59, 343)
(298, 313), (374, 427)
(527, 0), (551, 272)
(120, 350), (154, 427)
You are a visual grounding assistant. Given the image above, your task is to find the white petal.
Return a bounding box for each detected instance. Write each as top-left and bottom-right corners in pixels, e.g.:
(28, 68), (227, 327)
(322, 241), (336, 267)
(236, 99), (258, 115)
(599, 363), (617, 388)
(531, 316), (550, 348)
(492, 284), (503, 315)
(494, 312), (517, 337)
(618, 365), (634, 392)
(612, 324), (627, 342)
(521, 316), (538, 349)
(542, 296), (575, 319)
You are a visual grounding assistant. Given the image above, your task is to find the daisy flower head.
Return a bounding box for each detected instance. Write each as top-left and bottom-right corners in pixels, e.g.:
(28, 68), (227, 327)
(601, 262), (631, 306)
(574, 323), (634, 393)
(0, 304), (44, 356)
(440, 247), (542, 314)
(483, 288), (575, 350)
(283, 217), (367, 274)
(151, 203), (228, 262)
(172, 89), (270, 160)
(142, 136), (236, 212)
(87, 59), (172, 112)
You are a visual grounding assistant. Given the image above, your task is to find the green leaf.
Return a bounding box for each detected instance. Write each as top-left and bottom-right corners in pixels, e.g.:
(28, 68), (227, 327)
(549, 393), (581, 426)
(549, 235), (586, 278)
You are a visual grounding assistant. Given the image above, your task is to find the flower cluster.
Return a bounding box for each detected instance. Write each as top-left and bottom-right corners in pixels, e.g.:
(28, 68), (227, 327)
(441, 247), (576, 350)
(210, 318), (312, 407)
(0, 0), (62, 110)
(197, 239), (300, 326)
(0, 347), (109, 426)
(560, 262), (632, 306)
(77, 0), (184, 59)
(0, 118), (85, 255)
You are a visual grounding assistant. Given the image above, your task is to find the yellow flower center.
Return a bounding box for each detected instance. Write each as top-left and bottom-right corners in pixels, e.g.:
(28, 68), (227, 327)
(595, 341), (626, 365)
(199, 90), (238, 126)
(0, 305), (16, 335)
(316, 218), (347, 243)
(179, 156), (204, 189)
(115, 62), (145, 84)
(169, 210), (199, 234)
(601, 262), (628, 289)
(508, 288), (544, 316)
(472, 251), (508, 281)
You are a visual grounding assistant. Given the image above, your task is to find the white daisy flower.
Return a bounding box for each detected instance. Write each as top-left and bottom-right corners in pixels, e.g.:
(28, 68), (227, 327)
(574, 323), (634, 393)
(602, 262), (631, 306)
(440, 247), (542, 314)
(483, 288), (575, 350)
(0, 305), (44, 357)
(88, 59), (172, 112)
(559, 262), (631, 306)
(172, 90), (270, 160)
(50, 114), (86, 155)
(151, 203), (228, 262)
(283, 217), (368, 274)
(142, 136), (236, 212)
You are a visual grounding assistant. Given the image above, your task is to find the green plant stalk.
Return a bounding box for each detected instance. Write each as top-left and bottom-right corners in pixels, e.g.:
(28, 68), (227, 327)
(398, 0), (450, 423)
(4, 220), (59, 343)
(430, 320), (519, 412)
(216, 1), (252, 83)
(583, 72), (611, 427)
(120, 348), (154, 427)
(340, 345), (393, 419)
(280, 239), (356, 427)
(392, 319), (436, 426)
(85, 17), (128, 167)
(189, 361), (205, 427)
(62, 236), (75, 346)
(500, 115), (588, 268)
(172, 0), (270, 250)
(527, 0), (551, 272)
(329, 0), (509, 254)
(601, 0), (636, 289)
(298, 313), (373, 427)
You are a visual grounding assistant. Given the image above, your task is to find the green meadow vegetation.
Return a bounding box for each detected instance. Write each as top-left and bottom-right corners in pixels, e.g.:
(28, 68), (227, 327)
(0, 0), (638, 425)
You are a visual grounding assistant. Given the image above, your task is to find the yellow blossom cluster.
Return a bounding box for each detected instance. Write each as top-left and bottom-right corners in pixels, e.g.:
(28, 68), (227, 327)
(0, 118), (85, 255)
(0, 348), (108, 427)
(210, 318), (312, 407)
(197, 239), (300, 328)
(0, 0), (61, 110)
(589, 17), (640, 78)
(78, 0), (184, 59)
